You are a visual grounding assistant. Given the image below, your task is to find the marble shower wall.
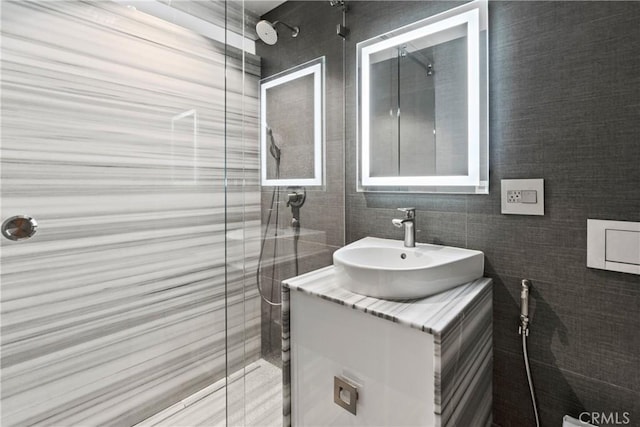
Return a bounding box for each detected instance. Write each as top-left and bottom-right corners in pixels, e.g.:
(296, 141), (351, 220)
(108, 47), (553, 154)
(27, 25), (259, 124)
(0, 2), (259, 426)
(157, 0), (260, 41)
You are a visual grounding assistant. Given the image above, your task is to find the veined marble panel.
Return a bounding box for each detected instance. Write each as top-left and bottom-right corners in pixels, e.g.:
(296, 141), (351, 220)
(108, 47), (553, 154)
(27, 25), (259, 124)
(0, 1), (260, 426)
(156, 0), (260, 41)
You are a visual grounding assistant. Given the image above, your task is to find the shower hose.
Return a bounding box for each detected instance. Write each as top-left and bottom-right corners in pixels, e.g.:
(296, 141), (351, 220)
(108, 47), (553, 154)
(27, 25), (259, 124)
(255, 154), (301, 307)
(256, 181), (282, 307)
(522, 321), (540, 427)
(522, 333), (540, 427)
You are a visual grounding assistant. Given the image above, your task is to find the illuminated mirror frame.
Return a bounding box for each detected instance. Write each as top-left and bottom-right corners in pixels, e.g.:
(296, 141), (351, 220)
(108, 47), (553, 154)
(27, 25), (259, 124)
(357, 0), (488, 193)
(260, 57), (325, 187)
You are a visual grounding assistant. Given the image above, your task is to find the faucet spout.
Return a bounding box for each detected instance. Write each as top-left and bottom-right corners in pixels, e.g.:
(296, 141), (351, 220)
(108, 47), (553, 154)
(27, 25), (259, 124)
(392, 207), (416, 247)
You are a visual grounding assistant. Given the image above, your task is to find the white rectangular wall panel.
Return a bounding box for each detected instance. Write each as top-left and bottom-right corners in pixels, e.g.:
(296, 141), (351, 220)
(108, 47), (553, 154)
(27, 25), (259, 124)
(587, 219), (640, 275)
(606, 230), (640, 265)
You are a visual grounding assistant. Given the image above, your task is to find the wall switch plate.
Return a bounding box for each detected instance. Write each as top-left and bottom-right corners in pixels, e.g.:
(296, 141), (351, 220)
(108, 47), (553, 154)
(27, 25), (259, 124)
(501, 179), (544, 215)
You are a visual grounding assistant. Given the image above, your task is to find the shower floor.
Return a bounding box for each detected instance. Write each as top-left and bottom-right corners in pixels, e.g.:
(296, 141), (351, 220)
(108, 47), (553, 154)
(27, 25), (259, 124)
(135, 359), (282, 427)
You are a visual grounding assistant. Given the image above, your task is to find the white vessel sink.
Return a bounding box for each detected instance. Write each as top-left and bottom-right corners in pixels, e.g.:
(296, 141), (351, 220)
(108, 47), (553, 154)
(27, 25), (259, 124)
(333, 237), (484, 300)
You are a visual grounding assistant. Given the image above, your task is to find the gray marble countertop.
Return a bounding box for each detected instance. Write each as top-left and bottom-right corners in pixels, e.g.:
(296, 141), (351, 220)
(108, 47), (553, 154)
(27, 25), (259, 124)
(283, 266), (492, 337)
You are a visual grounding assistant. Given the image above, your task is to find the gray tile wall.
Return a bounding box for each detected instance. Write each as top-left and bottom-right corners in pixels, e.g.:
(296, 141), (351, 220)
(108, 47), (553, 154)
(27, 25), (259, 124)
(262, 1), (640, 425)
(256, 1), (346, 360)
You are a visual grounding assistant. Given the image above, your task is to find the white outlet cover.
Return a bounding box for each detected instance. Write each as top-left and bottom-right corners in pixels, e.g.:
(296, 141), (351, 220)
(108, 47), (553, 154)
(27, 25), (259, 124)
(501, 179), (544, 215)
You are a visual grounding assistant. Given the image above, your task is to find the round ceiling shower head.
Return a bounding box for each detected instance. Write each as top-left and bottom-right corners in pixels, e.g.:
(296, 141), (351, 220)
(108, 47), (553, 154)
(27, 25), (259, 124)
(256, 20), (299, 45)
(256, 20), (278, 45)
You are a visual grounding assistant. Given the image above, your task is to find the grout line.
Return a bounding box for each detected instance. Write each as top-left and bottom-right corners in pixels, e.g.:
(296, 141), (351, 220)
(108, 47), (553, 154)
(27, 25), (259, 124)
(133, 360), (269, 426)
(495, 347), (639, 395)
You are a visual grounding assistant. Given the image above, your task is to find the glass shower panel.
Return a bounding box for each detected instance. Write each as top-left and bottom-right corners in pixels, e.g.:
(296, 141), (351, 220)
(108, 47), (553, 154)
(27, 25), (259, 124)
(0, 1), (256, 425)
(223, 0), (263, 425)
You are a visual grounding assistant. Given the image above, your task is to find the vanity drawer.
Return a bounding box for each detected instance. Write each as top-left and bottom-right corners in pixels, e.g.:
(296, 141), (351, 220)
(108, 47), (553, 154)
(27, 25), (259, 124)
(290, 291), (435, 426)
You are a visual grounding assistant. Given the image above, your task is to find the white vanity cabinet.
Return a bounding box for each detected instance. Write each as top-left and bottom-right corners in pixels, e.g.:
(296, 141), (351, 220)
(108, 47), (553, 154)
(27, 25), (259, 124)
(282, 267), (493, 427)
(291, 291), (435, 426)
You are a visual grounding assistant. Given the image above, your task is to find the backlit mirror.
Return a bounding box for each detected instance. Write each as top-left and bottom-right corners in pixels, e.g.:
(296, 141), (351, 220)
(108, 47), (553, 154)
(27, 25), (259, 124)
(260, 57), (325, 187)
(357, 0), (488, 193)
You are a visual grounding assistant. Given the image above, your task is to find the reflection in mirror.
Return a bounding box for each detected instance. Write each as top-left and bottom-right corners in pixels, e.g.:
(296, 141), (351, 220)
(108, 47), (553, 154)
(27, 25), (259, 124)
(260, 57), (325, 186)
(358, 0), (488, 193)
(170, 109), (198, 183)
(265, 77), (314, 180)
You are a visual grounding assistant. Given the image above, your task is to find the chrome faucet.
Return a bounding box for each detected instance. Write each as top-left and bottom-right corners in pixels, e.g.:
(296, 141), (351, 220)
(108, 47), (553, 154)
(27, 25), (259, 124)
(392, 207), (416, 247)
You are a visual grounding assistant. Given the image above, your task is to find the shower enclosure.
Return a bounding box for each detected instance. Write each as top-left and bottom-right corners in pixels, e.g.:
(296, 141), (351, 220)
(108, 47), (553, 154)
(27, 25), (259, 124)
(0, 1), (275, 425)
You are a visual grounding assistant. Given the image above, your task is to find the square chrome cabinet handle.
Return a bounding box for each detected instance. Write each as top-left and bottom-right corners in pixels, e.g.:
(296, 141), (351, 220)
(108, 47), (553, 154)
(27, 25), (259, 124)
(334, 376), (358, 415)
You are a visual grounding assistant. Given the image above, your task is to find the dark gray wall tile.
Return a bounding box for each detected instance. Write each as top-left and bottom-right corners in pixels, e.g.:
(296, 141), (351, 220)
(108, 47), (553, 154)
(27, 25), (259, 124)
(260, 1), (640, 424)
(256, 0), (346, 360)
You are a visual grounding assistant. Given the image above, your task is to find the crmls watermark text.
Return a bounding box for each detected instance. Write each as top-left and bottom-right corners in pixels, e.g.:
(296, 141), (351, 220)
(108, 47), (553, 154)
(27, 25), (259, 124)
(579, 412), (631, 425)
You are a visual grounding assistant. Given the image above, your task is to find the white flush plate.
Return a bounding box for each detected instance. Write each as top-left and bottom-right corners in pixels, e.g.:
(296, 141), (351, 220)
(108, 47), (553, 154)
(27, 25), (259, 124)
(587, 219), (640, 275)
(501, 179), (544, 215)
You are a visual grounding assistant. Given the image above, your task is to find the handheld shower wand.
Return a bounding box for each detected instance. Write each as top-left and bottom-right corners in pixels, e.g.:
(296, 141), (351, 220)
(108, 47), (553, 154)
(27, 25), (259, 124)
(519, 279), (540, 427)
(519, 279), (530, 335)
(267, 127), (281, 162)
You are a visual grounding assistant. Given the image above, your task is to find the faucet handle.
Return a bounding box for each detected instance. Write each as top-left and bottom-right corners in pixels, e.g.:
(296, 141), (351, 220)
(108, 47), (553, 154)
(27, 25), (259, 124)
(397, 207), (416, 219)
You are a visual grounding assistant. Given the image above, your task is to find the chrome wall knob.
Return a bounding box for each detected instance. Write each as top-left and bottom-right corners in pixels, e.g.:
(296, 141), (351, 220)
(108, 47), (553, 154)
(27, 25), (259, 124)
(2, 215), (38, 241)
